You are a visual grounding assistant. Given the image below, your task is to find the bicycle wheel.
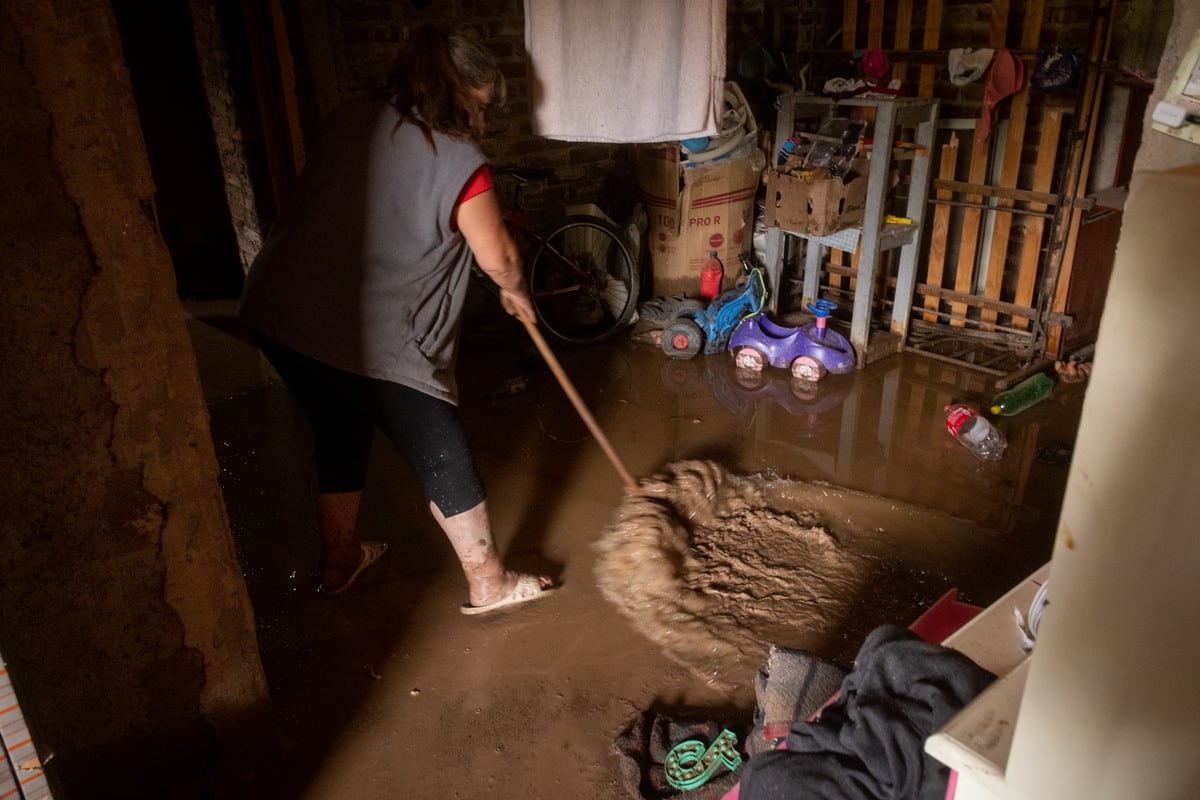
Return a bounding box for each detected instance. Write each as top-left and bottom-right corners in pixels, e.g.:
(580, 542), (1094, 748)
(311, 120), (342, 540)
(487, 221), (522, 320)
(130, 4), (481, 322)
(528, 215), (639, 345)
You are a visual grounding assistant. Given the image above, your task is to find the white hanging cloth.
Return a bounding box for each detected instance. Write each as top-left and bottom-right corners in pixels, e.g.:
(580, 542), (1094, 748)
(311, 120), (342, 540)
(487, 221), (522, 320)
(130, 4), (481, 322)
(523, 0), (727, 143)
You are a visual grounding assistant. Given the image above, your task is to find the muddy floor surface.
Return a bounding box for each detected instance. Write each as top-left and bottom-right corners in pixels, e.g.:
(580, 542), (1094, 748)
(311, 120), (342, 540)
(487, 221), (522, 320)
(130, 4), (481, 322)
(189, 304), (1084, 799)
(594, 459), (1018, 691)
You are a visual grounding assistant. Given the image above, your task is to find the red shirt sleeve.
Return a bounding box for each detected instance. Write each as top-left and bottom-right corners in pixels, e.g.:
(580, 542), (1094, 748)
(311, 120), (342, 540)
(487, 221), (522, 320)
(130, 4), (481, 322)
(450, 165), (494, 232)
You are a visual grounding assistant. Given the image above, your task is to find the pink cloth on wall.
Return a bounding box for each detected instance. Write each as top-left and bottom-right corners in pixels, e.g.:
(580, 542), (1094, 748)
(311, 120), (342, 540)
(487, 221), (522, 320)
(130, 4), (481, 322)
(524, 0), (726, 143)
(977, 48), (1025, 146)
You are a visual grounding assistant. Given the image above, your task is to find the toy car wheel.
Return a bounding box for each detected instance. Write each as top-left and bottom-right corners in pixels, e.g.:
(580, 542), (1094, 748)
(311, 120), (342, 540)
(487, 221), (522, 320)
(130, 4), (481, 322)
(790, 356), (826, 382)
(734, 366), (766, 389)
(789, 377), (819, 401)
(733, 346), (767, 372)
(661, 319), (703, 360)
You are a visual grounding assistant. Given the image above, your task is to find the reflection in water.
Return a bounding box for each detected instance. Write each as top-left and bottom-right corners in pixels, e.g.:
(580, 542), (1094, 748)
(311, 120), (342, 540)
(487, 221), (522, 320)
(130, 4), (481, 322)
(640, 346), (1064, 534)
(707, 361), (851, 438)
(535, 346), (633, 442)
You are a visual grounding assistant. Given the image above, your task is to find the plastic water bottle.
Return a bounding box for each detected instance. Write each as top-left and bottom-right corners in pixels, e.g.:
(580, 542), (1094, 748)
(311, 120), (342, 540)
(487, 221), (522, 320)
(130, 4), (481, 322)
(700, 251), (724, 301)
(990, 373), (1054, 416)
(945, 404), (1007, 461)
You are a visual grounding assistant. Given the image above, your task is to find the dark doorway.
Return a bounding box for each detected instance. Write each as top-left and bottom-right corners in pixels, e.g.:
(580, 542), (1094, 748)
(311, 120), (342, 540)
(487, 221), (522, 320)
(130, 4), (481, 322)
(113, 0), (245, 301)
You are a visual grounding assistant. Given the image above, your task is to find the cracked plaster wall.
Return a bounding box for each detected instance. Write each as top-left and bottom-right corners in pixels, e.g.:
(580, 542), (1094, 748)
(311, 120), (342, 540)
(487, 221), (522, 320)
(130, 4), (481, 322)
(0, 1), (274, 796)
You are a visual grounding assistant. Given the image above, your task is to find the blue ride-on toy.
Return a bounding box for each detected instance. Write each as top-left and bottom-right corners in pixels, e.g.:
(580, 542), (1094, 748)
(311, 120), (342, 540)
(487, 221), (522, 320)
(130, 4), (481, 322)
(660, 266), (767, 360)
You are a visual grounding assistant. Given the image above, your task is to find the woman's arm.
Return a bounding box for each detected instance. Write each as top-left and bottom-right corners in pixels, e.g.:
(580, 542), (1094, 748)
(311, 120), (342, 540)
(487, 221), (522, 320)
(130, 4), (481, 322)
(456, 188), (536, 322)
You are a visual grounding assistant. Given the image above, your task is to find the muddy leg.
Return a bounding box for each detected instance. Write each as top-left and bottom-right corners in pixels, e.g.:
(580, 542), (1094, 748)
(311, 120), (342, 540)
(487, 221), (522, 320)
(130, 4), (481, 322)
(431, 500), (550, 607)
(318, 490), (364, 588)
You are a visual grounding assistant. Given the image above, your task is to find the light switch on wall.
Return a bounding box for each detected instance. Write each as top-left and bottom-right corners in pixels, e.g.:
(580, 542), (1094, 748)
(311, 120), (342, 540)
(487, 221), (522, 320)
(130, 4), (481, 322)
(1152, 101), (1200, 128)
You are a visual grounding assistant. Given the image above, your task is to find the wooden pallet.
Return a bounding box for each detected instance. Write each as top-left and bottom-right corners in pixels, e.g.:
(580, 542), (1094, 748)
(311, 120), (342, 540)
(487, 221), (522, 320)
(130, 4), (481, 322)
(823, 0), (1115, 374)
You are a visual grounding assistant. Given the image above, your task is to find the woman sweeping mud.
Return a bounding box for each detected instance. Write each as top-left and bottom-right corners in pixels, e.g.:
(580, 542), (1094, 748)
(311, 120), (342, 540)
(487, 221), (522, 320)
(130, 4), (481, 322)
(239, 26), (554, 613)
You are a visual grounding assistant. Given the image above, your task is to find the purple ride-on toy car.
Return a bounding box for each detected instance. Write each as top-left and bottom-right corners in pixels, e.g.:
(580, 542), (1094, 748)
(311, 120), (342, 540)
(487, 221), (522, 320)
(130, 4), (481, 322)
(728, 299), (856, 381)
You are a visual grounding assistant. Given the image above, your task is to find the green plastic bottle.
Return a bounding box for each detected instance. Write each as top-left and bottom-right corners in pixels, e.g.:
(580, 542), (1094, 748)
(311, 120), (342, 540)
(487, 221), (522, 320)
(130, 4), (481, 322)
(990, 372), (1055, 416)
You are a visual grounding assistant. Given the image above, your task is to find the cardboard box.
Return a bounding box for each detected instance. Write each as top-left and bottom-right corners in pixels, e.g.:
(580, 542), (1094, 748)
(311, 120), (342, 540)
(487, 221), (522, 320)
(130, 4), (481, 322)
(635, 144), (761, 298)
(763, 162), (868, 237)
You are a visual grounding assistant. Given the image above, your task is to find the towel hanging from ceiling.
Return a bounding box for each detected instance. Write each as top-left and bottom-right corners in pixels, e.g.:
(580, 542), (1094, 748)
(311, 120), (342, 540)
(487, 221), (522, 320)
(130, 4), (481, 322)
(523, 0), (726, 143)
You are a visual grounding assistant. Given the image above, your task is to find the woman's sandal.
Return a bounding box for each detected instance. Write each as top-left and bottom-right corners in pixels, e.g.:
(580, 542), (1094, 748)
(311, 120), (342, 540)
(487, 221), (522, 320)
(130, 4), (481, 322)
(461, 573), (556, 616)
(321, 541), (389, 596)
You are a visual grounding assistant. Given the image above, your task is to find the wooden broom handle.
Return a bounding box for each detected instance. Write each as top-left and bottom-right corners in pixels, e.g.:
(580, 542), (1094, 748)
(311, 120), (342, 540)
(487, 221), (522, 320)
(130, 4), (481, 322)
(518, 312), (640, 495)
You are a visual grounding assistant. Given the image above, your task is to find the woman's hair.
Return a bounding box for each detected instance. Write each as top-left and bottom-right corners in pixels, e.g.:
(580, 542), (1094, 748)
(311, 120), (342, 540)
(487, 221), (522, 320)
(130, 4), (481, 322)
(385, 25), (506, 151)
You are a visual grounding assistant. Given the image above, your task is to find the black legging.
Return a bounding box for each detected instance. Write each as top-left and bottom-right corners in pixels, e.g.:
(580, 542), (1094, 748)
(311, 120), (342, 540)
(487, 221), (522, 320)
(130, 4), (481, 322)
(256, 334), (486, 516)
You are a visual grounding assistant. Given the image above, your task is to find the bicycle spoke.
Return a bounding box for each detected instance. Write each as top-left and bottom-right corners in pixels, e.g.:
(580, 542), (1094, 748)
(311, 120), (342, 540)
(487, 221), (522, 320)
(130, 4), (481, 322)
(529, 215), (638, 346)
(537, 243), (593, 283)
(532, 284), (586, 299)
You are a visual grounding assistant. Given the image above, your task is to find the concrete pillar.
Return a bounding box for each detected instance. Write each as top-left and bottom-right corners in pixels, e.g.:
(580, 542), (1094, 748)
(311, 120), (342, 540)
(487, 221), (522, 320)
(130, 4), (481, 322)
(0, 1), (276, 795)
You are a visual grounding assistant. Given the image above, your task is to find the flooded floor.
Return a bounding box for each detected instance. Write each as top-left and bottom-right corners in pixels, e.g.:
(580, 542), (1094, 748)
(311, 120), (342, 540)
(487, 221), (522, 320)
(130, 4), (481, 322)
(187, 300), (1085, 799)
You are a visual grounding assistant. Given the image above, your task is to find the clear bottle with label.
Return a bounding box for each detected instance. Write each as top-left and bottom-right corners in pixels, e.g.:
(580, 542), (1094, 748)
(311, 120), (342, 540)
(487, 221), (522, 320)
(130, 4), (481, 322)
(700, 251), (724, 301)
(945, 404), (1007, 461)
(990, 372), (1055, 416)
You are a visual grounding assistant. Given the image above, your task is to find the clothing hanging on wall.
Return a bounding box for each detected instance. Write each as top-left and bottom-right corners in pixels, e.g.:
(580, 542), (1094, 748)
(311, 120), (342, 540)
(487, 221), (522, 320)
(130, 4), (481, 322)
(524, 0), (726, 143)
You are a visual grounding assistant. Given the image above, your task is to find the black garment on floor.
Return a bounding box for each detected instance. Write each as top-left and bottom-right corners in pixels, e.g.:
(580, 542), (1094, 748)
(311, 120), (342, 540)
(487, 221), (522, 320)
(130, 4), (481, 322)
(739, 625), (996, 800)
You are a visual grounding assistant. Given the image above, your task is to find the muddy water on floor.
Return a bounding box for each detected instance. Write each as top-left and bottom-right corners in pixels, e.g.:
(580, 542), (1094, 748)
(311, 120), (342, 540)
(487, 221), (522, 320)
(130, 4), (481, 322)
(593, 457), (1027, 689)
(194, 307), (1084, 799)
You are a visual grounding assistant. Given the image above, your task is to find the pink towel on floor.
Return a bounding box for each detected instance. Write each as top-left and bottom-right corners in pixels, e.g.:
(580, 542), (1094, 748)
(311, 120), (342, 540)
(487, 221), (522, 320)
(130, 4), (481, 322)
(524, 0), (726, 143)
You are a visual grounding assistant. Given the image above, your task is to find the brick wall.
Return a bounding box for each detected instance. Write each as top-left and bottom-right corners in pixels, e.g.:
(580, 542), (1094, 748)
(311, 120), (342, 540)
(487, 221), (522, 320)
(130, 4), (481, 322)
(320, 1), (845, 230)
(327, 1), (627, 230)
(298, 1), (1126, 251)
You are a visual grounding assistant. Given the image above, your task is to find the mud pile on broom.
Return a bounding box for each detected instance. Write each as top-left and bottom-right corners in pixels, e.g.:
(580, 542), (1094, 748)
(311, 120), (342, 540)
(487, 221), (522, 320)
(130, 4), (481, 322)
(594, 460), (868, 689)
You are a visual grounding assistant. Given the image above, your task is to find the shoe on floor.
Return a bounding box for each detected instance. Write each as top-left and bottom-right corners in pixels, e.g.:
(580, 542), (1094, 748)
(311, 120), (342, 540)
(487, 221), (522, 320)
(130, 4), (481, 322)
(321, 541), (388, 596)
(461, 573), (556, 616)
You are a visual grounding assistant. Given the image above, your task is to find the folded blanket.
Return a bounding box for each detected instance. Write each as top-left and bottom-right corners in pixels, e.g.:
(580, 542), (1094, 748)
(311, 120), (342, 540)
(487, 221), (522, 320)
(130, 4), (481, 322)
(748, 646), (846, 755)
